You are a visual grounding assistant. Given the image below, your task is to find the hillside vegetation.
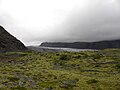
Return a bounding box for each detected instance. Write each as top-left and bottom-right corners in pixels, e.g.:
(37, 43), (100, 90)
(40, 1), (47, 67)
(0, 49), (120, 90)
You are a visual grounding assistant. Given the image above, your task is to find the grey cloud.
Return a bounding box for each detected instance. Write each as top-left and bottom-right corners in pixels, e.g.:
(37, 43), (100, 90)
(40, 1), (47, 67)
(24, 0), (120, 44)
(45, 0), (120, 42)
(0, 0), (120, 45)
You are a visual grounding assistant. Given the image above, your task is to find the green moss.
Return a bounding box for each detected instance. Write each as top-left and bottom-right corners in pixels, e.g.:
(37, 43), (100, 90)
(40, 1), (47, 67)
(0, 49), (120, 89)
(7, 76), (19, 82)
(11, 86), (27, 90)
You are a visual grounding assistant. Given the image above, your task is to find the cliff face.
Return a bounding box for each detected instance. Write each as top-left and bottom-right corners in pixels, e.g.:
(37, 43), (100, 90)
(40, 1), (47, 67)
(40, 40), (120, 49)
(0, 26), (27, 52)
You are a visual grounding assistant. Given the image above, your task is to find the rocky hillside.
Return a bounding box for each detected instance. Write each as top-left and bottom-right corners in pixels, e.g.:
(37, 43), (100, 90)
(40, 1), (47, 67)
(0, 26), (27, 52)
(40, 40), (120, 49)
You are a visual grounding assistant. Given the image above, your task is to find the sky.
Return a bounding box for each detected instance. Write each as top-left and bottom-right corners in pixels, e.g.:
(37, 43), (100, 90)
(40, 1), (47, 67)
(0, 0), (120, 45)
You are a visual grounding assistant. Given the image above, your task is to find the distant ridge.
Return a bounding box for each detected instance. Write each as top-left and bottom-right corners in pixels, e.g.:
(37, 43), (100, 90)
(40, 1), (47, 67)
(40, 39), (120, 49)
(0, 26), (27, 52)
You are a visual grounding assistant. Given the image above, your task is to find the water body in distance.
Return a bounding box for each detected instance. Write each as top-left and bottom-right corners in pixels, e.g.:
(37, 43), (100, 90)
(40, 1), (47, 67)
(28, 46), (96, 52)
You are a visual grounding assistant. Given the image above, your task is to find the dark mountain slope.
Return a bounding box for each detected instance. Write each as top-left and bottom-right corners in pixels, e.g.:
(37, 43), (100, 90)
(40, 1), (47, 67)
(40, 40), (120, 50)
(0, 26), (27, 52)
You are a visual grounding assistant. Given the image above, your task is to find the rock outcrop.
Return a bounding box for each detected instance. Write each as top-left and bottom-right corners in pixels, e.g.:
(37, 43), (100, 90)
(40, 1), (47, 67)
(0, 26), (27, 52)
(40, 40), (120, 50)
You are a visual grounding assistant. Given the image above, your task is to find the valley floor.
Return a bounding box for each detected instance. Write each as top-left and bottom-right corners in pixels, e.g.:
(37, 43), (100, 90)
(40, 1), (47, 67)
(0, 49), (120, 90)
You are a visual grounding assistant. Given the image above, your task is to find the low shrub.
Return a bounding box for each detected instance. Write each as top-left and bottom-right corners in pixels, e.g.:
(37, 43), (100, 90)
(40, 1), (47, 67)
(59, 54), (71, 60)
(86, 79), (99, 84)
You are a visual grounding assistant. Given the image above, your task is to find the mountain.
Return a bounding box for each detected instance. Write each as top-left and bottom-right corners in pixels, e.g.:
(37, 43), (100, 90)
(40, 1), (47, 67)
(40, 40), (120, 49)
(0, 26), (27, 52)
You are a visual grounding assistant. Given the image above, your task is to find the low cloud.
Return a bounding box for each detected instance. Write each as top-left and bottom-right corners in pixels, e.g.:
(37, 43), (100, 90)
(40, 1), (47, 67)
(48, 0), (120, 42)
(0, 0), (120, 45)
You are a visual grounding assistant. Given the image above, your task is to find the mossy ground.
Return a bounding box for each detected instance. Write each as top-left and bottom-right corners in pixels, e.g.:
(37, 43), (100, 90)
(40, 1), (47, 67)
(0, 49), (120, 90)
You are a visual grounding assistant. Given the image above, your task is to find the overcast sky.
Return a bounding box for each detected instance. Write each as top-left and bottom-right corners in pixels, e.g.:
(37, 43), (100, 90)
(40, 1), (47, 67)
(0, 0), (120, 45)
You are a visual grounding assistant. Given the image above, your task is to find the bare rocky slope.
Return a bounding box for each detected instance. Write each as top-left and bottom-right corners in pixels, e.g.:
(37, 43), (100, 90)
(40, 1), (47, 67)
(0, 26), (27, 52)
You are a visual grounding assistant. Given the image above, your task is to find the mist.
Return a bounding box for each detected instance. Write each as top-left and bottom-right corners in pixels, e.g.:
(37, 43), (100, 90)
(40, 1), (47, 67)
(0, 0), (120, 45)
